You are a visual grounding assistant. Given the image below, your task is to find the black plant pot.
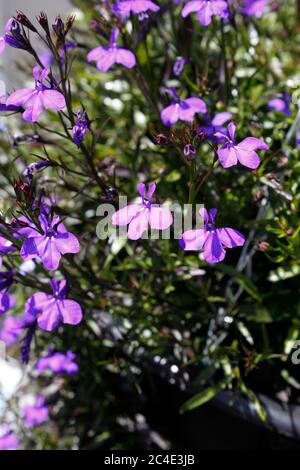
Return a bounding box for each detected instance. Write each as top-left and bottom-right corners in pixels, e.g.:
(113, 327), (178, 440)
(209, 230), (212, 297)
(100, 313), (300, 450)
(140, 367), (300, 450)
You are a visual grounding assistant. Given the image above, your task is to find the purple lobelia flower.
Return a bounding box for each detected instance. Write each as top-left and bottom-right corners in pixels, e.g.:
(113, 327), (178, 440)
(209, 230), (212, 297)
(19, 213), (80, 271)
(112, 183), (173, 240)
(36, 350), (79, 375)
(112, 0), (160, 18)
(0, 426), (19, 450)
(199, 111), (233, 143)
(25, 278), (83, 331)
(0, 316), (24, 346)
(180, 208), (245, 264)
(23, 396), (49, 428)
(0, 270), (16, 316)
(268, 94), (291, 117)
(161, 88), (207, 127)
(214, 123), (269, 169)
(87, 28), (136, 72)
(73, 110), (90, 148)
(6, 67), (66, 122)
(182, 0), (228, 26)
(240, 0), (268, 17)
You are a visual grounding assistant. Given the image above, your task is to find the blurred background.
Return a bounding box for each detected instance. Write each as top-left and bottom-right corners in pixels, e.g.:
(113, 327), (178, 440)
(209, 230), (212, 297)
(0, 0), (71, 85)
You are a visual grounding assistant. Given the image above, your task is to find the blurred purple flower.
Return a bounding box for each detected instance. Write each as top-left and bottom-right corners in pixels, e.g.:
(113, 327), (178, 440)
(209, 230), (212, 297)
(0, 316), (24, 346)
(161, 88), (207, 126)
(0, 426), (19, 450)
(268, 94), (291, 117)
(0, 292), (15, 316)
(87, 28), (136, 72)
(240, 0), (268, 17)
(23, 396), (48, 428)
(19, 214), (80, 271)
(182, 0), (228, 26)
(112, 0), (160, 18)
(73, 110), (90, 148)
(112, 183), (173, 240)
(173, 57), (189, 77)
(180, 208), (245, 263)
(6, 67), (66, 122)
(36, 350), (79, 375)
(25, 278), (83, 332)
(214, 123), (269, 169)
(39, 50), (54, 68)
(60, 41), (78, 63)
(0, 270), (16, 316)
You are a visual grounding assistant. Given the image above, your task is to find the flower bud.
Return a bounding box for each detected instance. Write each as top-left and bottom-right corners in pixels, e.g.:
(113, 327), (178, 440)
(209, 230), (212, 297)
(15, 11), (37, 32)
(38, 12), (50, 34)
(52, 16), (65, 39)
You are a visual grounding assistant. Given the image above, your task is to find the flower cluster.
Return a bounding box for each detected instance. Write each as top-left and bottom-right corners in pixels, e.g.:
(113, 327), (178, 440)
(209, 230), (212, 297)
(0, 0), (280, 451)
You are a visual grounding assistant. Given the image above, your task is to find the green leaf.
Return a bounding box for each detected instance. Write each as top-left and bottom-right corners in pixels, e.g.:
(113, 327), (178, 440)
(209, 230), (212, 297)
(237, 321), (254, 345)
(240, 383), (267, 422)
(268, 264), (300, 283)
(208, 264), (262, 302)
(281, 369), (300, 390)
(180, 377), (231, 414)
(136, 42), (148, 67)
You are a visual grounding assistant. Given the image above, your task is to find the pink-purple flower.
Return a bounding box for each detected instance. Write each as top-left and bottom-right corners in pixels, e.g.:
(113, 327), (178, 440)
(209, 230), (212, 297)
(87, 28), (136, 73)
(214, 123), (269, 169)
(161, 88), (207, 127)
(36, 350), (79, 375)
(112, 0), (160, 18)
(112, 183), (173, 240)
(268, 94), (291, 117)
(23, 396), (49, 428)
(6, 67), (66, 122)
(25, 278), (83, 332)
(0, 316), (24, 346)
(240, 0), (268, 17)
(182, 0), (228, 26)
(19, 214), (80, 271)
(0, 426), (19, 450)
(180, 208), (245, 264)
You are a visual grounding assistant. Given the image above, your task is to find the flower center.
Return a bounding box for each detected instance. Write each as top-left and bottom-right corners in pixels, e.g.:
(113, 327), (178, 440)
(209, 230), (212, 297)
(46, 229), (56, 238)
